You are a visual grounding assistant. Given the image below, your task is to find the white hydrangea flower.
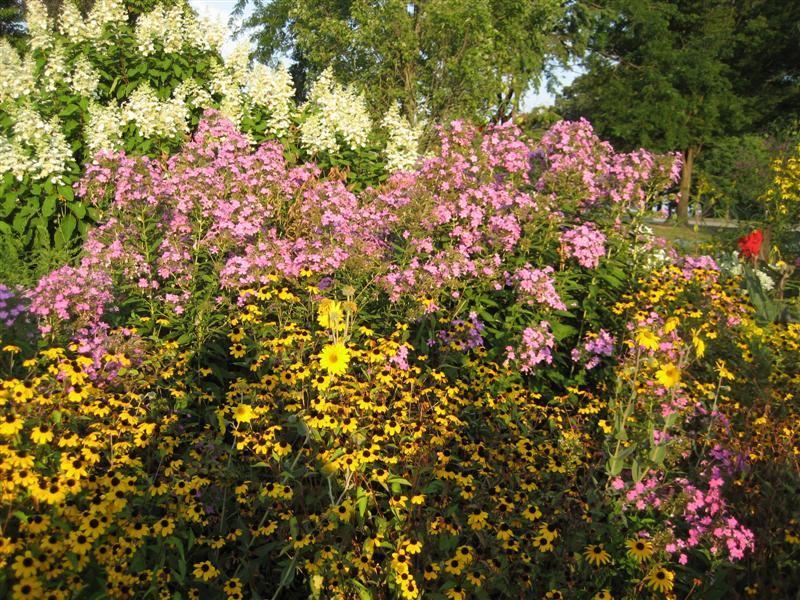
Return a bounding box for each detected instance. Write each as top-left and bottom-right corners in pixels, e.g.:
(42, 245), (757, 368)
(70, 55), (101, 98)
(381, 103), (421, 172)
(300, 68), (372, 153)
(0, 135), (34, 181)
(226, 40), (251, 88)
(26, 0), (53, 51)
(34, 117), (72, 185)
(124, 84), (189, 139)
(86, 0), (128, 37)
(162, 4), (187, 54)
(86, 101), (124, 154)
(207, 60), (244, 125)
(0, 41), (35, 103)
(300, 112), (338, 154)
(173, 78), (214, 111)
(134, 6), (164, 56)
(59, 0), (91, 42)
(188, 12), (228, 53)
(43, 44), (69, 93)
(12, 105), (50, 147)
(248, 62), (295, 135)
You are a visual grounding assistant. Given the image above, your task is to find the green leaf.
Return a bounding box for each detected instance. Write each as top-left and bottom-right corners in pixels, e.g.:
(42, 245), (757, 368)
(42, 195), (57, 218)
(55, 213), (77, 248)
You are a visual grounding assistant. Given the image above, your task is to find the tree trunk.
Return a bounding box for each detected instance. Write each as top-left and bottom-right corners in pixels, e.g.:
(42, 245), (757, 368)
(678, 146), (696, 226)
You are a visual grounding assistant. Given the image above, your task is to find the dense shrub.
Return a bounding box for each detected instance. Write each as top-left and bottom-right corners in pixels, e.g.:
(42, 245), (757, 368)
(4, 114), (798, 600)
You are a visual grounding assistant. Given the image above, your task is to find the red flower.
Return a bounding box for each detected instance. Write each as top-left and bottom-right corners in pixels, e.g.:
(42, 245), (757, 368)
(737, 229), (763, 259)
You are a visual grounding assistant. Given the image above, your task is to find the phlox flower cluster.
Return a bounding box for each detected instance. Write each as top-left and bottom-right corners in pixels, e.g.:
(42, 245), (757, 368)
(507, 321), (555, 373)
(513, 265), (566, 310)
(561, 222), (606, 269)
(536, 118), (682, 211)
(0, 284), (29, 329)
(571, 328), (614, 369)
(435, 312), (486, 351)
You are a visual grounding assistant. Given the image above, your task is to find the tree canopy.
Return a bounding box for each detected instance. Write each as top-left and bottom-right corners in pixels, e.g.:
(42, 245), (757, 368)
(556, 0), (800, 223)
(233, 0), (591, 129)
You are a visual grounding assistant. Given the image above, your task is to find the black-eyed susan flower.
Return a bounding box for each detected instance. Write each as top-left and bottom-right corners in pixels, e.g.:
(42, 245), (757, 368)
(644, 567), (675, 594)
(31, 425), (54, 444)
(467, 510), (488, 530)
(192, 560), (219, 582)
(12, 551), (38, 579)
(593, 590), (613, 600)
(446, 586), (467, 600)
(423, 562), (440, 580)
(12, 578), (44, 600)
(444, 557), (464, 575)
(626, 538), (654, 562)
(584, 543), (612, 567)
(153, 517), (175, 537)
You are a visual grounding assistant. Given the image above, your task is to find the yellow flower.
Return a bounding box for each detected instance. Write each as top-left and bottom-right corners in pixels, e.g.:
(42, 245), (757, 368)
(715, 359), (735, 381)
(317, 299), (346, 331)
(593, 590), (613, 600)
(193, 560), (219, 582)
(0, 414), (24, 436)
(233, 403), (256, 423)
(31, 425), (54, 444)
(644, 567), (674, 594)
(655, 363), (681, 388)
(319, 342), (350, 376)
(583, 543), (612, 566)
(636, 329), (660, 351)
(626, 538), (653, 562)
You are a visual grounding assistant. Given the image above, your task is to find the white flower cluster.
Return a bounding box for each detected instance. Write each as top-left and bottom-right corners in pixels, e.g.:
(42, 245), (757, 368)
(300, 68), (372, 153)
(0, 135), (33, 181)
(226, 40), (251, 88)
(718, 251), (776, 292)
(70, 55), (101, 98)
(247, 63), (295, 135)
(25, 0), (53, 51)
(8, 105), (72, 184)
(43, 44), (68, 93)
(381, 103), (422, 172)
(86, 102), (124, 154)
(58, 0), (128, 44)
(209, 61), (243, 125)
(173, 79), (214, 112)
(124, 84), (189, 139)
(135, 2), (227, 56)
(0, 41), (35, 103)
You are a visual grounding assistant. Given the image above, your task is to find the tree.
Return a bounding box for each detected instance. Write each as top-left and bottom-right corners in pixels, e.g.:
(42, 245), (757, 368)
(557, 0), (748, 224)
(233, 0), (591, 131)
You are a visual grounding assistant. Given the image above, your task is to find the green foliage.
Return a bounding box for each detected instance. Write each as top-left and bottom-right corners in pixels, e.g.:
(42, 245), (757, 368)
(235, 0), (590, 131)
